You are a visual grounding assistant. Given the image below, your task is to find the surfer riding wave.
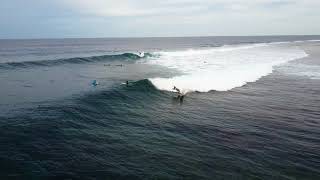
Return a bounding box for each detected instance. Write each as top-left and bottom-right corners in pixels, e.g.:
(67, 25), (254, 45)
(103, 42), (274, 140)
(173, 86), (185, 103)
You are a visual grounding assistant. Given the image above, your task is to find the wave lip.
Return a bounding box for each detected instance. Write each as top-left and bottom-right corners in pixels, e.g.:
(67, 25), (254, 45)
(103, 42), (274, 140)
(0, 52), (152, 70)
(148, 44), (308, 93)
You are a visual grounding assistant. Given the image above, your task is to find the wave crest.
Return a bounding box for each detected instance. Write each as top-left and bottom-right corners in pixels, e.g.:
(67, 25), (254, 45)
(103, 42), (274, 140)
(0, 52), (152, 70)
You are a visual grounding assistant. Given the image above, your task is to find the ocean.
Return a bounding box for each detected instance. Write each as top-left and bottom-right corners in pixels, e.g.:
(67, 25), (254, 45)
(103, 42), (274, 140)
(0, 36), (320, 179)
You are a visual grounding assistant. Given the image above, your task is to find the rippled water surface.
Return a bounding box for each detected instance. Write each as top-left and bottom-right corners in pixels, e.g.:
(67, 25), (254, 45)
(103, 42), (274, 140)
(0, 36), (320, 179)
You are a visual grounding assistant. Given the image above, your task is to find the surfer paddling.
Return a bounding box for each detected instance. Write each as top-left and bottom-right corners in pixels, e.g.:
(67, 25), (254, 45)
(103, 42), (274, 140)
(92, 80), (99, 86)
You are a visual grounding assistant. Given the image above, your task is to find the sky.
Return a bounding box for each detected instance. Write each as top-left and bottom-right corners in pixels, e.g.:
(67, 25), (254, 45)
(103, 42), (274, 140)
(0, 0), (319, 39)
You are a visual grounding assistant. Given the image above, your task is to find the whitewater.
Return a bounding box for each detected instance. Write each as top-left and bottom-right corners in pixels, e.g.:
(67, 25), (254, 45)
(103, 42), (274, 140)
(146, 43), (308, 93)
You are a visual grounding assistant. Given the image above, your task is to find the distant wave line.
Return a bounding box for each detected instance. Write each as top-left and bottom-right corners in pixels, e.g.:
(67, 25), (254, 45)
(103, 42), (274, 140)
(0, 52), (152, 70)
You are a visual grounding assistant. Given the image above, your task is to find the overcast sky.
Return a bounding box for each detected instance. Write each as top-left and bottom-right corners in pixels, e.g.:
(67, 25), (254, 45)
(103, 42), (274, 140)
(1, 0), (319, 38)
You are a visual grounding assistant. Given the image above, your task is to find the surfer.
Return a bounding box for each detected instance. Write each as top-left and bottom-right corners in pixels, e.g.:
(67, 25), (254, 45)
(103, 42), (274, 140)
(138, 52), (144, 57)
(173, 86), (184, 103)
(92, 80), (99, 86)
(173, 86), (181, 94)
(126, 80), (129, 86)
(179, 94), (184, 103)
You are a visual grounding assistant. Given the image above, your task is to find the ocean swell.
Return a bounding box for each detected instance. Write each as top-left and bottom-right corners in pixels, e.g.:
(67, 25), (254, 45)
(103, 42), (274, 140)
(0, 52), (152, 70)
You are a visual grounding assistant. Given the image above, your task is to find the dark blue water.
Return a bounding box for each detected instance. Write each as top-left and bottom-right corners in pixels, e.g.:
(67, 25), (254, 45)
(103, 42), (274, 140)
(0, 36), (320, 179)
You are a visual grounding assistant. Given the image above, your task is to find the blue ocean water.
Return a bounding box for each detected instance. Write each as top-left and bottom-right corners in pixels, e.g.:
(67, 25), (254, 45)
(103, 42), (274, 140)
(0, 36), (320, 179)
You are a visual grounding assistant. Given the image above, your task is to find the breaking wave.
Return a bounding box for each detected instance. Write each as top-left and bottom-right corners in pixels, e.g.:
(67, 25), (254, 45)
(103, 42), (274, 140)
(147, 43), (308, 93)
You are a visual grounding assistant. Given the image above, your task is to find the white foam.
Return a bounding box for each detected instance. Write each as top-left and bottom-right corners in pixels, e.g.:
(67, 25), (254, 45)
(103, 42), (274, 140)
(278, 63), (320, 80)
(306, 40), (320, 42)
(145, 43), (308, 93)
(133, 51), (145, 58)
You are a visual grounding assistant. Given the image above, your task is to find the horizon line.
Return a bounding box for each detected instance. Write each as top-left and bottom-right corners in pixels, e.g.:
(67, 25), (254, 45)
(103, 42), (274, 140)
(0, 34), (320, 41)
